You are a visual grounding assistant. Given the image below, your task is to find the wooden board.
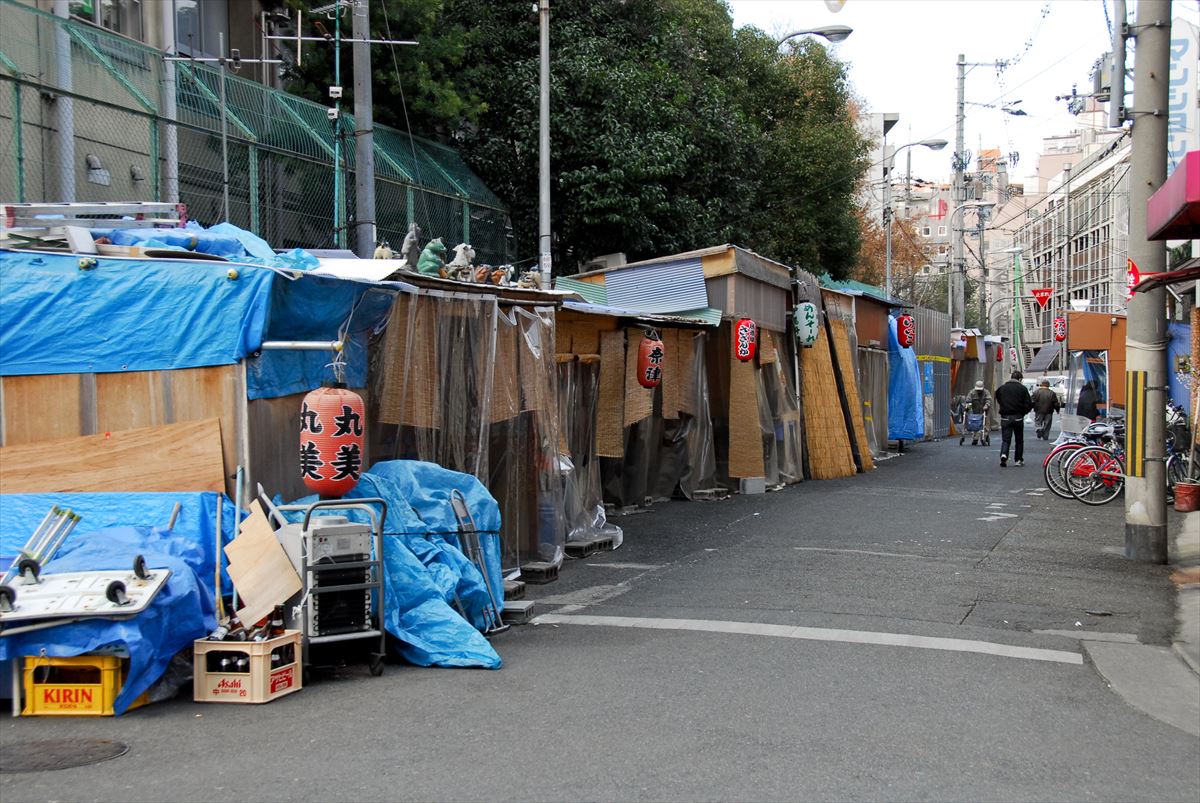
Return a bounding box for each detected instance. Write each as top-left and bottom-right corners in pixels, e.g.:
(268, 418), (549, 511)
(0, 418), (227, 494)
(168, 365), (239, 485)
(224, 500), (302, 628)
(830, 320), (875, 472)
(96, 371), (167, 433)
(1, 374), (83, 445)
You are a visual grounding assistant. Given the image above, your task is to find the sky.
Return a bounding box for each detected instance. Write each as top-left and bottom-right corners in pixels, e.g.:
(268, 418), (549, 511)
(727, 0), (1200, 188)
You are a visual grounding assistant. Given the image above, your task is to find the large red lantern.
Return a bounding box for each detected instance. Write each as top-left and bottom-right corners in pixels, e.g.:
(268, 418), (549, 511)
(300, 384), (365, 497)
(1053, 316), (1067, 342)
(896, 314), (916, 348)
(733, 318), (757, 362)
(637, 332), (665, 388)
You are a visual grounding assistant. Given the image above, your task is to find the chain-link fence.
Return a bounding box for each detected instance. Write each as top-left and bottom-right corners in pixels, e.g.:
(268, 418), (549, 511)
(0, 0), (510, 262)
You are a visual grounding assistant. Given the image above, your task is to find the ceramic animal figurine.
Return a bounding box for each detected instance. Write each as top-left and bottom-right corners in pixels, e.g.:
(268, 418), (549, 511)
(400, 223), (422, 268)
(372, 241), (393, 260)
(445, 242), (476, 281)
(416, 237), (447, 276)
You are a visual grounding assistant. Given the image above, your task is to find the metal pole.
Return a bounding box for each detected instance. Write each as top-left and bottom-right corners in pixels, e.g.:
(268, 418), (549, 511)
(538, 0), (552, 290)
(884, 160), (893, 298)
(351, 0), (376, 258)
(334, 7), (344, 249)
(977, 211), (988, 328)
(1124, 0), (1171, 563)
(161, 6), (179, 203)
(952, 53), (966, 327)
(1110, 0), (1127, 129)
(52, 0), (74, 202)
(1059, 164), (1072, 372)
(218, 33), (230, 222)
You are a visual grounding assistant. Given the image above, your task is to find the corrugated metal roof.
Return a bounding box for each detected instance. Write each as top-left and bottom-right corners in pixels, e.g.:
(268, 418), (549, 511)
(555, 276), (608, 304)
(561, 300), (720, 327)
(1027, 343), (1061, 373)
(603, 258), (710, 313)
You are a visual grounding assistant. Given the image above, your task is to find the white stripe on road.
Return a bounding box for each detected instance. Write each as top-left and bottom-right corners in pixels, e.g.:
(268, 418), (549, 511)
(532, 613), (1084, 665)
(792, 547), (933, 560)
(977, 512), (1019, 522)
(584, 562), (665, 570)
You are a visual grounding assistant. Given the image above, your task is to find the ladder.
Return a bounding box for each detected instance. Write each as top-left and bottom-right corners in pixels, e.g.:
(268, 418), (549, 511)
(2, 202), (187, 235)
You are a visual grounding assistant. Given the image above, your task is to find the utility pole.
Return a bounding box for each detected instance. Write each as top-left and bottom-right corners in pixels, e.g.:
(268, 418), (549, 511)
(1110, 0), (1127, 129)
(1124, 0), (1171, 563)
(1060, 164), (1072, 372)
(51, 0), (74, 202)
(977, 209), (989, 327)
(351, 0), (376, 258)
(538, 0), (552, 289)
(952, 54), (966, 327)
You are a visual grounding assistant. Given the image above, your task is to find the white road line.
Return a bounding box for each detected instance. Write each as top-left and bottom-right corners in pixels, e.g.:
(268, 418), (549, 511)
(533, 614), (1083, 665)
(793, 547), (931, 560)
(584, 562), (665, 570)
(977, 512), (1020, 522)
(1033, 629), (1140, 643)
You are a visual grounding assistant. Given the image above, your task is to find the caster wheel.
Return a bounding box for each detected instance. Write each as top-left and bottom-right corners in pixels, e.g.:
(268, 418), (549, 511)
(105, 579), (130, 606)
(0, 584), (15, 613)
(959, 437), (964, 445)
(17, 558), (40, 584)
(368, 654), (385, 677)
(133, 554), (148, 580)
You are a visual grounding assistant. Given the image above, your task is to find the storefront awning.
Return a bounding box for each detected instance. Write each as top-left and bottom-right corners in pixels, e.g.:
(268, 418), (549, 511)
(1027, 343), (1060, 373)
(1147, 150), (1200, 241)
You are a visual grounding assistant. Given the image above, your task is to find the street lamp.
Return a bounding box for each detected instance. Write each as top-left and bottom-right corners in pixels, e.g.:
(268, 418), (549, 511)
(777, 25), (853, 45)
(883, 138), (948, 298)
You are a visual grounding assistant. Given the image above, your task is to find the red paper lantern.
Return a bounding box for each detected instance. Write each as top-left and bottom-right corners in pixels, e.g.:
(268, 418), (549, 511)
(733, 318), (757, 362)
(1053, 316), (1067, 342)
(637, 333), (665, 388)
(300, 384), (365, 497)
(996, 344), (1004, 362)
(896, 314), (916, 348)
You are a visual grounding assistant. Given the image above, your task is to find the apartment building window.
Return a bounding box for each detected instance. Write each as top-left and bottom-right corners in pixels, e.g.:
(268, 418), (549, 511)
(922, 226), (931, 237)
(937, 244), (947, 255)
(70, 0), (143, 41)
(176, 0), (230, 57)
(937, 225), (947, 237)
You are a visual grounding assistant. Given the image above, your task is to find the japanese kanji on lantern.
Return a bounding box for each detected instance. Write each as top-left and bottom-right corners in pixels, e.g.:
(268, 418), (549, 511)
(1052, 316), (1067, 342)
(300, 383), (365, 497)
(637, 330), (665, 388)
(1009, 346), (1019, 364)
(733, 318), (757, 362)
(895, 313), (916, 348)
(794, 302), (819, 347)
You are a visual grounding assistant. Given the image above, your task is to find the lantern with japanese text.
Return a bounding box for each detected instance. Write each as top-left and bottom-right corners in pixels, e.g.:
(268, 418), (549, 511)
(1053, 316), (1067, 342)
(300, 384), (365, 497)
(1009, 347), (1019, 364)
(733, 318), (757, 362)
(896, 314), (916, 348)
(794, 302), (819, 347)
(637, 332), (665, 388)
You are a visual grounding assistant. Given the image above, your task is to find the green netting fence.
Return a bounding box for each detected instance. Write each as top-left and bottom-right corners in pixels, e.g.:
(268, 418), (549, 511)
(0, 0), (510, 262)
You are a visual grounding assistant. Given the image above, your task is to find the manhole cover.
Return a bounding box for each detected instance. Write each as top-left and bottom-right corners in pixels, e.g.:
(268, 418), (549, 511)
(1, 738), (128, 773)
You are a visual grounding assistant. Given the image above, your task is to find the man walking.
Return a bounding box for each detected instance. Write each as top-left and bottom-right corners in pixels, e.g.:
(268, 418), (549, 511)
(994, 370), (1034, 467)
(1031, 379), (1061, 440)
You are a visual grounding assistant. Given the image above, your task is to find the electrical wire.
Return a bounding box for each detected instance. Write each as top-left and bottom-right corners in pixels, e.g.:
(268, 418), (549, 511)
(377, 0), (432, 240)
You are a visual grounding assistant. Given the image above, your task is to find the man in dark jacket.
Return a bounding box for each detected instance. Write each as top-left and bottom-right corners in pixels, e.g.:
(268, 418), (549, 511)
(994, 370), (1034, 467)
(1031, 379), (1061, 440)
(1077, 381), (1101, 421)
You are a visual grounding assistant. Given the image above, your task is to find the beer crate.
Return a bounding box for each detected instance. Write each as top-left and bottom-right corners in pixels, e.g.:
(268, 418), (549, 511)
(193, 630), (302, 704)
(21, 654), (149, 716)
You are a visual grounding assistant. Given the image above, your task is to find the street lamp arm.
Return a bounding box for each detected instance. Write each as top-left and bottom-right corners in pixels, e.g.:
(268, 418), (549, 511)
(778, 24), (853, 44)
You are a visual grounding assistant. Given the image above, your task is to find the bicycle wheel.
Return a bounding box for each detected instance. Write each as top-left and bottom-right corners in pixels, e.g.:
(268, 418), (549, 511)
(1167, 452), (1191, 490)
(1044, 443), (1083, 499)
(1065, 447), (1124, 506)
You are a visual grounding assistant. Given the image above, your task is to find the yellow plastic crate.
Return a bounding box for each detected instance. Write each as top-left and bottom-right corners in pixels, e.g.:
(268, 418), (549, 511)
(22, 654), (148, 716)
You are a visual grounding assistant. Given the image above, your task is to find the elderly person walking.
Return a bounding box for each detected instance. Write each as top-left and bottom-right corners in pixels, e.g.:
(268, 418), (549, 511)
(1031, 379), (1061, 440)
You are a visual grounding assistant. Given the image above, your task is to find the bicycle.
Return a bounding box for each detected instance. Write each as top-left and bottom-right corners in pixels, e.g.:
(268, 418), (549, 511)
(1042, 420), (1123, 500)
(1063, 444), (1126, 506)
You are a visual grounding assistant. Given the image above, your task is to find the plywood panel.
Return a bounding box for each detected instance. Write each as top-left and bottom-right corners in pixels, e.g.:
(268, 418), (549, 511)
(830, 320), (874, 472)
(249, 392), (308, 503)
(169, 365), (239, 483)
(0, 418), (226, 494)
(96, 371), (167, 433)
(1, 374), (83, 445)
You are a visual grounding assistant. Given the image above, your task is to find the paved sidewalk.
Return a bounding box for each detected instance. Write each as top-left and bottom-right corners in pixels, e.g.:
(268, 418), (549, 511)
(1170, 509), (1200, 675)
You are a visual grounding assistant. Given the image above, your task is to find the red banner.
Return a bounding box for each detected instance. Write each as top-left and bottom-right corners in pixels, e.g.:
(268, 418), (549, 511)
(1031, 287), (1053, 309)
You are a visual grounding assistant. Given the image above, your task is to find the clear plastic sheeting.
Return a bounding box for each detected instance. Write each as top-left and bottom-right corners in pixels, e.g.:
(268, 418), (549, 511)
(373, 289), (565, 575)
(757, 335), (803, 486)
(857, 349), (889, 457)
(557, 358), (624, 547)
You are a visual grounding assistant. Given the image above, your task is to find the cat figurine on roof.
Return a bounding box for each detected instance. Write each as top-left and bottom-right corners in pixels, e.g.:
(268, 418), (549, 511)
(446, 242), (476, 281)
(415, 237), (447, 276)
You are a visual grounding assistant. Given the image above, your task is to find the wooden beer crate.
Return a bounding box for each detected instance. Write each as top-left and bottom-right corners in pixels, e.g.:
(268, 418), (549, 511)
(22, 654), (149, 716)
(193, 630), (302, 704)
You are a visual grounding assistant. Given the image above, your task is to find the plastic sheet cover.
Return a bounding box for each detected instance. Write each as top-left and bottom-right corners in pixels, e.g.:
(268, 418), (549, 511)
(857, 348), (889, 457)
(757, 341), (803, 487)
(248, 277), (395, 400)
(0, 491), (233, 714)
(281, 461), (502, 669)
(558, 358), (623, 546)
(887, 315), (925, 441)
(373, 291), (564, 574)
(0, 250), (275, 376)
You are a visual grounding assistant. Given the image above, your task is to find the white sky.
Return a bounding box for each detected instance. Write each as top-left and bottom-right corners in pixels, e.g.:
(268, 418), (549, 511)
(727, 0), (1200, 188)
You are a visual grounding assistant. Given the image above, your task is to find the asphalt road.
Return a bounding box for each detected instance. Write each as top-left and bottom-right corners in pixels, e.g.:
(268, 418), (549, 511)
(3, 430), (1198, 802)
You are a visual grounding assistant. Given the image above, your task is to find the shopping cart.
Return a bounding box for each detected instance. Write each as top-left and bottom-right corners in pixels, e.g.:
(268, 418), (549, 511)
(959, 412), (989, 446)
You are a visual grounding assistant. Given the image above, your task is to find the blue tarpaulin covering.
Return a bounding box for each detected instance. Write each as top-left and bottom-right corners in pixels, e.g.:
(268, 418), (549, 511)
(0, 250), (274, 376)
(282, 461), (503, 670)
(888, 315), (925, 441)
(0, 492), (232, 714)
(1167, 322), (1193, 410)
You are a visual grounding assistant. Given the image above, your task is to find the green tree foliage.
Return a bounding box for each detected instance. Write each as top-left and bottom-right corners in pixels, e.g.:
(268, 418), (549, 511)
(283, 0), (871, 279)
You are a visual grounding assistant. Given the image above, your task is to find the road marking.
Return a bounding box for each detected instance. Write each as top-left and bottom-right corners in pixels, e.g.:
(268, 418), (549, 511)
(977, 512), (1020, 522)
(1034, 629), (1140, 643)
(584, 562), (664, 570)
(793, 547), (931, 560)
(536, 584), (631, 606)
(986, 503), (1008, 508)
(532, 614), (1084, 665)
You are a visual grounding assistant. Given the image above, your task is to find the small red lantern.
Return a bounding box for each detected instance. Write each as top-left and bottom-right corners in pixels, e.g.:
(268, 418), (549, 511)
(896, 314), (916, 348)
(996, 344), (1004, 362)
(733, 318), (757, 362)
(637, 332), (665, 388)
(1053, 316), (1067, 342)
(300, 384), (365, 497)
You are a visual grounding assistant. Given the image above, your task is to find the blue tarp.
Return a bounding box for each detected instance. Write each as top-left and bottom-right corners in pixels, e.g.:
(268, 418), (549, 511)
(887, 315), (925, 441)
(1168, 322), (1192, 410)
(0, 250), (274, 375)
(282, 461), (503, 670)
(0, 491), (232, 714)
(248, 277), (394, 400)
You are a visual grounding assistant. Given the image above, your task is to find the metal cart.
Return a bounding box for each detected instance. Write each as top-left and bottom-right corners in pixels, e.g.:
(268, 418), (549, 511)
(260, 490), (388, 677)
